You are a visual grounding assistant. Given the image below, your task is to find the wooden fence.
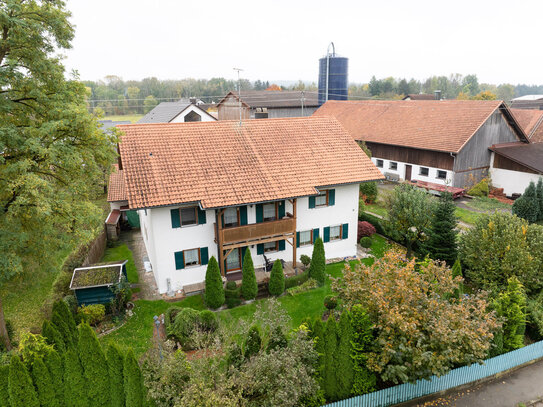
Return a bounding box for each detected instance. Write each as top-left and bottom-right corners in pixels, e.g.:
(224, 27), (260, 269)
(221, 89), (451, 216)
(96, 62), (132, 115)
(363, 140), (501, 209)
(81, 226), (107, 267)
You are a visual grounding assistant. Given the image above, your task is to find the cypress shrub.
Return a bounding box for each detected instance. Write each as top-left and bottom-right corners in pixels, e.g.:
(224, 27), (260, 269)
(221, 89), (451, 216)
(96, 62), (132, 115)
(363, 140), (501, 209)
(78, 324), (111, 407)
(268, 259), (285, 296)
(204, 256), (225, 309)
(51, 312), (74, 348)
(241, 249), (257, 300)
(124, 349), (144, 407)
(350, 305), (376, 396)
(32, 357), (60, 407)
(44, 350), (64, 405)
(106, 344), (125, 407)
(309, 237), (326, 286)
(324, 315), (338, 401)
(0, 365), (9, 407)
(513, 181), (540, 223)
(42, 320), (66, 353)
(495, 276), (526, 352)
(424, 192), (458, 266)
(244, 325), (261, 359)
(64, 348), (88, 407)
(313, 318), (325, 382)
(337, 311), (354, 399)
(52, 299), (77, 339)
(451, 259), (464, 298)
(537, 178), (543, 221)
(8, 355), (39, 407)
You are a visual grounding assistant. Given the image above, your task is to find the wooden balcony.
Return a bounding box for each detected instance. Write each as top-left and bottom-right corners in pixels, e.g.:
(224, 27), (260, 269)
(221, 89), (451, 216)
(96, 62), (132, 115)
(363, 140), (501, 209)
(220, 217), (296, 246)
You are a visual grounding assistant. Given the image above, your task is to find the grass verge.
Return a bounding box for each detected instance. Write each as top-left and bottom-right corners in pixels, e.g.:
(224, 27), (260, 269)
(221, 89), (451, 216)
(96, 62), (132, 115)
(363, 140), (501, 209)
(102, 243), (139, 291)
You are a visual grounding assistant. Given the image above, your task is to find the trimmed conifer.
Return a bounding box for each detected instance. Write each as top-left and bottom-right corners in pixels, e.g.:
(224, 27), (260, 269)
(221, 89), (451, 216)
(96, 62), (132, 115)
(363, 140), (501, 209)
(44, 350), (64, 405)
(64, 348), (88, 407)
(42, 320), (66, 353)
(8, 355), (39, 407)
(78, 323), (111, 407)
(537, 178), (543, 221)
(204, 256), (225, 309)
(268, 259), (285, 296)
(495, 276), (526, 353)
(312, 318), (325, 383)
(337, 311), (354, 399)
(241, 249), (257, 300)
(0, 365), (9, 407)
(123, 349), (144, 407)
(310, 237), (326, 286)
(52, 299), (77, 339)
(51, 312), (74, 348)
(350, 305), (376, 396)
(32, 357), (60, 407)
(244, 325), (262, 359)
(324, 315), (338, 401)
(424, 192), (458, 265)
(106, 344), (125, 407)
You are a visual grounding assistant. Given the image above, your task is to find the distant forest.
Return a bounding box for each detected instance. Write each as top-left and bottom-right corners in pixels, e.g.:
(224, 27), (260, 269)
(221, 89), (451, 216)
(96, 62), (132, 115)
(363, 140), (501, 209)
(84, 74), (543, 116)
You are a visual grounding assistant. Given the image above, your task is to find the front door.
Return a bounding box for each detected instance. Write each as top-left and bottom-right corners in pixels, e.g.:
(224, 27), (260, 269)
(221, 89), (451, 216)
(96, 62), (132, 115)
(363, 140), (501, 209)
(225, 248), (241, 273)
(405, 165), (412, 181)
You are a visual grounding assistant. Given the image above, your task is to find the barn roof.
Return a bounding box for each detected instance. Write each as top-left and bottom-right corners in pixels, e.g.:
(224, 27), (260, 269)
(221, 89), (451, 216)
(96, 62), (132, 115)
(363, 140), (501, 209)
(510, 108), (543, 143)
(217, 90), (320, 109)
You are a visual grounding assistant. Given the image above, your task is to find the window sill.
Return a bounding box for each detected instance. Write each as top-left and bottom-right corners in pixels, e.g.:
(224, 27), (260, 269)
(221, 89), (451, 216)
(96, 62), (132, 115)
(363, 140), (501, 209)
(184, 264), (202, 269)
(180, 223), (199, 228)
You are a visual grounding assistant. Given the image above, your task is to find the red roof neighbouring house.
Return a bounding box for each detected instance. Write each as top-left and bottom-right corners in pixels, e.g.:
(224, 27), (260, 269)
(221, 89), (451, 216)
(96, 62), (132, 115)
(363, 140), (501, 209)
(116, 117), (384, 210)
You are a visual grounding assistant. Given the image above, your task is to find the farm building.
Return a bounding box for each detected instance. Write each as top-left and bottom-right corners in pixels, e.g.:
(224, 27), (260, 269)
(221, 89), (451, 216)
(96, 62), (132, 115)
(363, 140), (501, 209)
(510, 95), (543, 110)
(106, 164), (139, 240)
(138, 98), (216, 123)
(70, 261), (128, 306)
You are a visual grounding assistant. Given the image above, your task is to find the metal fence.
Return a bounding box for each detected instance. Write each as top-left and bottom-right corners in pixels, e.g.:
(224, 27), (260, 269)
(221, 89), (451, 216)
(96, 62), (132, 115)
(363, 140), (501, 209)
(324, 340), (543, 407)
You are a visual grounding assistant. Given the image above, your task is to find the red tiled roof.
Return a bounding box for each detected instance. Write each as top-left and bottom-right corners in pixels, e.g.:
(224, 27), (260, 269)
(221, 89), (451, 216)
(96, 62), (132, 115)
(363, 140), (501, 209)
(117, 117), (384, 209)
(314, 100), (526, 153)
(105, 209), (121, 225)
(510, 108), (543, 143)
(107, 164), (127, 202)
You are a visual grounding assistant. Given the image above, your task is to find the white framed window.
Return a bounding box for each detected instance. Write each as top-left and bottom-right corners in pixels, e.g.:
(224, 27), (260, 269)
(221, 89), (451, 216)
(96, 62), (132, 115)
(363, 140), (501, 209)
(376, 159), (384, 168)
(389, 162), (398, 171)
(263, 241), (278, 252)
(329, 225), (341, 241)
(223, 207), (238, 227)
(263, 203), (277, 221)
(299, 230), (312, 246)
(419, 167), (429, 176)
(437, 170), (447, 180)
(315, 191), (328, 207)
(180, 207), (197, 226)
(184, 248), (200, 267)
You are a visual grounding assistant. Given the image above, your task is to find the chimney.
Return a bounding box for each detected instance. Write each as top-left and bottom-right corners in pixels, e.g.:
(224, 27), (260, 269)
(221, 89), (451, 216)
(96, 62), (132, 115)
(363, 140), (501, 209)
(434, 90), (442, 100)
(189, 97), (197, 105)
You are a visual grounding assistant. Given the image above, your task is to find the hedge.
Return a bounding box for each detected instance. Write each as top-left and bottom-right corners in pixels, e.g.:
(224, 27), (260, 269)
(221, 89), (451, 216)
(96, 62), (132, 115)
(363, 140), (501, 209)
(358, 211), (388, 237)
(285, 270), (310, 289)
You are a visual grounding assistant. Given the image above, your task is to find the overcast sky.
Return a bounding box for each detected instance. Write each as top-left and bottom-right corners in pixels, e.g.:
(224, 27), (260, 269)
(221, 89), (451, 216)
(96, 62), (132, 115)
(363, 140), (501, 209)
(64, 0), (543, 85)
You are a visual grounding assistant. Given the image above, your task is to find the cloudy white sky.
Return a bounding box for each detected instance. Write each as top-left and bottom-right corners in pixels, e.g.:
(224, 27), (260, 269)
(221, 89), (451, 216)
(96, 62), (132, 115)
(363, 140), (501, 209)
(64, 0), (543, 85)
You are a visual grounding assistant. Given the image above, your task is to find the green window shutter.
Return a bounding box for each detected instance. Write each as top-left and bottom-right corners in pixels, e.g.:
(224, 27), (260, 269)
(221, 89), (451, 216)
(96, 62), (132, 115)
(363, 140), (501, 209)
(323, 226), (330, 243)
(256, 244), (264, 255)
(241, 246), (247, 265)
(313, 228), (319, 242)
(170, 209), (181, 228)
(278, 201), (285, 219)
(328, 189), (335, 206)
(308, 196), (316, 209)
(239, 206), (248, 225)
(200, 247), (209, 265)
(278, 240), (285, 251)
(342, 223), (349, 239)
(174, 251), (184, 270)
(296, 231), (300, 248)
(256, 204), (263, 223)
(197, 208), (206, 225)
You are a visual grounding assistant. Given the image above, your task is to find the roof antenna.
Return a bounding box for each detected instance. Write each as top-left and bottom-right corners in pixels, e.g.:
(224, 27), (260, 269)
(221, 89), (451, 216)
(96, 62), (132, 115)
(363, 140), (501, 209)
(233, 67), (243, 126)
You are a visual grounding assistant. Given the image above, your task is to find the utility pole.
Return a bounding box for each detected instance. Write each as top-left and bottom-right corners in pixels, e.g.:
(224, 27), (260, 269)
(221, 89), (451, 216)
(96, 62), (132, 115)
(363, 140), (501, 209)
(233, 67), (243, 125)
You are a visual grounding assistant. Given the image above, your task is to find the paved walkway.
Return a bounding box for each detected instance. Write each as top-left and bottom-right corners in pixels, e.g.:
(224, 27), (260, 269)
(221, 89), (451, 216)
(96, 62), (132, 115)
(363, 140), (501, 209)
(120, 229), (160, 300)
(406, 359), (543, 407)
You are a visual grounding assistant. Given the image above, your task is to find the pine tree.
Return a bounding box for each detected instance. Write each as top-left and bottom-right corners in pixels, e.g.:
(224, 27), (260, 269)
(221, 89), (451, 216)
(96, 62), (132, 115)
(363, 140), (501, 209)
(268, 259), (285, 296)
(495, 276), (526, 352)
(513, 181), (540, 223)
(123, 349), (144, 407)
(244, 325), (262, 359)
(78, 323), (111, 406)
(451, 259), (464, 298)
(44, 350), (64, 405)
(324, 315), (338, 401)
(204, 256), (225, 309)
(310, 237), (326, 286)
(32, 357), (60, 407)
(312, 318), (325, 383)
(0, 365), (9, 407)
(106, 344), (125, 407)
(64, 348), (88, 407)
(337, 311), (354, 399)
(42, 320), (66, 353)
(52, 299), (77, 340)
(424, 192), (458, 265)
(536, 178), (543, 221)
(51, 312), (74, 348)
(241, 248), (257, 300)
(350, 305), (376, 396)
(8, 355), (39, 407)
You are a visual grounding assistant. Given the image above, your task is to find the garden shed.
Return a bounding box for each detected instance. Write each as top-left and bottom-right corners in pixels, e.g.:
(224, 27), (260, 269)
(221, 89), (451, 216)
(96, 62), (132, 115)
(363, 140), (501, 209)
(70, 260), (128, 306)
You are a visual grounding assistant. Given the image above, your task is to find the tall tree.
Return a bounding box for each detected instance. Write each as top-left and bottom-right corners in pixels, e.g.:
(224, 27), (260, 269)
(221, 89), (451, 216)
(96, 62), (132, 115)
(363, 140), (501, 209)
(323, 316), (338, 401)
(424, 192), (458, 265)
(32, 357), (61, 407)
(63, 347), (88, 407)
(44, 350), (64, 405)
(0, 0), (116, 349)
(336, 311), (354, 399)
(78, 324), (111, 406)
(8, 355), (39, 407)
(494, 276), (526, 352)
(350, 305), (376, 395)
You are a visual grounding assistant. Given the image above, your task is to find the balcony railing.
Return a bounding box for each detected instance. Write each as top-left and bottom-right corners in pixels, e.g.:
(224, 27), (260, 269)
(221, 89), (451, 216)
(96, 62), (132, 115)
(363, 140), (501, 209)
(220, 217), (295, 245)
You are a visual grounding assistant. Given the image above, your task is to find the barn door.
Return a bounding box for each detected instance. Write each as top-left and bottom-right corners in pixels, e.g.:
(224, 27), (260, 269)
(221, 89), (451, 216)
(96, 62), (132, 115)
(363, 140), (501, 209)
(405, 165), (412, 181)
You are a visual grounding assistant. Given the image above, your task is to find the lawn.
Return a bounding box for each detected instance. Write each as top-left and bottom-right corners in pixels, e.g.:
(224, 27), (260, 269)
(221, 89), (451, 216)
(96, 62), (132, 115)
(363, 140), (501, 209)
(101, 235), (388, 357)
(103, 114), (143, 123)
(455, 207), (482, 225)
(102, 244), (139, 285)
(465, 196), (512, 213)
(364, 203), (388, 218)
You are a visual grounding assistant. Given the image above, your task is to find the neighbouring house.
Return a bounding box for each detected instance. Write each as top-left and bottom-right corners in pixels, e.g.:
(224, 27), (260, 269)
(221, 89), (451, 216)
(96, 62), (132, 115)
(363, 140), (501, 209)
(510, 95), (543, 110)
(106, 164), (139, 239)
(216, 90), (319, 120)
(70, 261), (128, 306)
(138, 98), (217, 123)
(109, 117), (383, 295)
(402, 93), (440, 101)
(314, 100), (528, 188)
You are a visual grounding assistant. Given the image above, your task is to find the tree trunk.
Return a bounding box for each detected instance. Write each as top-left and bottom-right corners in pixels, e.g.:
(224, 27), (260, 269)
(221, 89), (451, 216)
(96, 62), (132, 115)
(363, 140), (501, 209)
(406, 240), (413, 259)
(0, 296), (12, 351)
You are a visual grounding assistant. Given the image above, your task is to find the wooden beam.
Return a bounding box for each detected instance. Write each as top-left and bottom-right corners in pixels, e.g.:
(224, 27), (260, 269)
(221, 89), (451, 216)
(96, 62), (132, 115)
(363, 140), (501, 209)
(217, 210), (225, 276)
(222, 233), (294, 251)
(292, 198), (297, 269)
(224, 247), (235, 259)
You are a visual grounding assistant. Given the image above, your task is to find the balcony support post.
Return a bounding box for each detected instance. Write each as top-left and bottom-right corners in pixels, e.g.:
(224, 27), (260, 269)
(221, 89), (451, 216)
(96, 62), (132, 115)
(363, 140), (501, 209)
(217, 209), (225, 276)
(292, 198), (297, 269)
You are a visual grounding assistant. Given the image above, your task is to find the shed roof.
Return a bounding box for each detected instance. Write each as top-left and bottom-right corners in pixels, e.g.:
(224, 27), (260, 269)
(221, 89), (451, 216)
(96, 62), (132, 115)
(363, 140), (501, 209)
(217, 90), (320, 109)
(107, 164), (127, 202)
(490, 142), (543, 174)
(117, 116), (384, 210)
(314, 100), (527, 153)
(70, 261), (127, 289)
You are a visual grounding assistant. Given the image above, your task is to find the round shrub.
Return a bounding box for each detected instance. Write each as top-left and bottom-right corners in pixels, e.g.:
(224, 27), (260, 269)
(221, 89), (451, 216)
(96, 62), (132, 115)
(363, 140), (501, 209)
(199, 310), (219, 332)
(226, 281), (238, 290)
(168, 308), (200, 347)
(360, 237), (372, 248)
(468, 179), (489, 197)
(324, 295), (338, 310)
(300, 254), (311, 268)
(225, 285), (241, 309)
(164, 306), (182, 332)
(78, 304), (106, 326)
(358, 221), (376, 240)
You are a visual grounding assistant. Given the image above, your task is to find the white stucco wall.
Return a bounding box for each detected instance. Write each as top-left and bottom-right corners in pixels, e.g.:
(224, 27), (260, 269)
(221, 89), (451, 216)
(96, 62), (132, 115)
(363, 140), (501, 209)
(371, 156), (454, 186)
(170, 105), (216, 123)
(490, 168), (542, 196)
(138, 184), (360, 294)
